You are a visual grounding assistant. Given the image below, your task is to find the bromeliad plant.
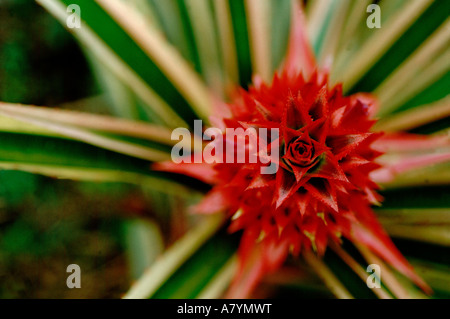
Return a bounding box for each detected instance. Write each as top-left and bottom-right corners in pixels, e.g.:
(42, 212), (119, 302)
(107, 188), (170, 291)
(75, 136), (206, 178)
(0, 0), (449, 298)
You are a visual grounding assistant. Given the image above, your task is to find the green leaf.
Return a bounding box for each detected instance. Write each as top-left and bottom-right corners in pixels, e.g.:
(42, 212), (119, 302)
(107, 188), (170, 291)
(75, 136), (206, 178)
(0, 131), (205, 194)
(409, 259), (450, 298)
(374, 96), (450, 133)
(0, 102), (180, 162)
(38, 0), (212, 127)
(228, 0), (253, 89)
(183, 0), (226, 96)
(269, 0), (291, 71)
(306, 0), (339, 57)
(151, 230), (239, 299)
(411, 117), (450, 135)
(393, 239), (450, 298)
(380, 186), (450, 209)
(124, 216), (239, 299)
(349, 0), (448, 94)
(148, 0), (202, 73)
(322, 246), (378, 299)
(373, 18), (450, 116)
(394, 71), (450, 114)
(341, 0), (434, 91)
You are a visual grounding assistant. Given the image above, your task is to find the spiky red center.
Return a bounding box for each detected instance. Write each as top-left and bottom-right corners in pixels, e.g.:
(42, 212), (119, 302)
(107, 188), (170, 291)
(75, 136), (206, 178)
(197, 72), (384, 261)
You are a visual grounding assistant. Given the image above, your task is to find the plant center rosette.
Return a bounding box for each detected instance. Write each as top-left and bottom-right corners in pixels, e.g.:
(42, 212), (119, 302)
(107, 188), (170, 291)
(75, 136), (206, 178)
(158, 69), (429, 297)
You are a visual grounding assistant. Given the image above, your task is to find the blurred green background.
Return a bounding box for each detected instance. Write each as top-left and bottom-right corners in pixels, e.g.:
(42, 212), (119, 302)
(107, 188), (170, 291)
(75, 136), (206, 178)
(0, 0), (179, 298)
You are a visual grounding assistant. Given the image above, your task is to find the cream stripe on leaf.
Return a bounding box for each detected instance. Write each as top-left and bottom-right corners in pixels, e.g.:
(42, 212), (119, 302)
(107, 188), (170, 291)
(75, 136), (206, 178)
(343, 0), (435, 92)
(40, 0), (211, 127)
(97, 0), (212, 121)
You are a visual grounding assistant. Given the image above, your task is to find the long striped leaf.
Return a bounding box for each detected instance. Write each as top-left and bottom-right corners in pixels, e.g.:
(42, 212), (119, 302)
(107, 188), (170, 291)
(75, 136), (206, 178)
(0, 131), (205, 195)
(124, 216), (239, 299)
(38, 0), (213, 127)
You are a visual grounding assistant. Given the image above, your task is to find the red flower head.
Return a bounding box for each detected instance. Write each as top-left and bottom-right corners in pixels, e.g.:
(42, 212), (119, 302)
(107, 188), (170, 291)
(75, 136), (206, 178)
(201, 71), (387, 296)
(156, 4), (431, 298)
